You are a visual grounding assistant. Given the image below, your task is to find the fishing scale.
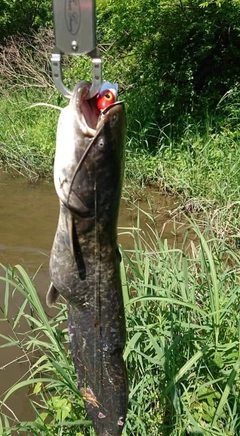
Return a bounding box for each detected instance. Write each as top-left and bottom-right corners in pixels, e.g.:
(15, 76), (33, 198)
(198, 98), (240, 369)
(51, 0), (102, 98)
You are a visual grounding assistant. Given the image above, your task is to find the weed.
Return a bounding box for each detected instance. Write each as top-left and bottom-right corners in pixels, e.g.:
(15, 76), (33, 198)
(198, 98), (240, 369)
(0, 217), (239, 435)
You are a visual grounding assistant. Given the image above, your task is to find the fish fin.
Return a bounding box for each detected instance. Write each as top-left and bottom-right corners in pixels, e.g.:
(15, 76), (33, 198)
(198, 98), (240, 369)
(46, 282), (59, 307)
(64, 209), (75, 257)
(65, 191), (94, 218)
(72, 219), (86, 280)
(65, 210), (86, 280)
(68, 211), (75, 258)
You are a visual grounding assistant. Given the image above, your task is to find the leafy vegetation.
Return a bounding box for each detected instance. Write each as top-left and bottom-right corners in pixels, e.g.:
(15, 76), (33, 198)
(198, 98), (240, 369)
(94, 0), (240, 135)
(0, 2), (239, 435)
(1, 0), (240, 135)
(0, 90), (59, 180)
(0, 217), (239, 435)
(0, 2), (239, 214)
(0, 0), (52, 42)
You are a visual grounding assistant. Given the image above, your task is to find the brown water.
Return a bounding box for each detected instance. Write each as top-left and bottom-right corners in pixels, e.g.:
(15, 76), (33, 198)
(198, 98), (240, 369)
(0, 171), (182, 427)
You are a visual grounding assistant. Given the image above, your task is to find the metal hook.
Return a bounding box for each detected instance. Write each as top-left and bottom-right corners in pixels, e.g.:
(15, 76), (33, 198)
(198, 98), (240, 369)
(51, 49), (102, 99)
(51, 49), (71, 98)
(51, 0), (101, 99)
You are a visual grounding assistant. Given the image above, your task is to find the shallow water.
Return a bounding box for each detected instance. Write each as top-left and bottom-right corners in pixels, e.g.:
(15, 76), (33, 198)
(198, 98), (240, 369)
(0, 172), (182, 287)
(0, 171), (183, 426)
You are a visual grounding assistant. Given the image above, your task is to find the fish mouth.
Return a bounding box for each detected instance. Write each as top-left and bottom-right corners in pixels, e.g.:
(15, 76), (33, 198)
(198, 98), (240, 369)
(73, 81), (122, 137)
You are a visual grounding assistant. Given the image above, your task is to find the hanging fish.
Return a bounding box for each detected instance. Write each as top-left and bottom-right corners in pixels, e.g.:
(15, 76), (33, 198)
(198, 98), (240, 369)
(47, 80), (128, 436)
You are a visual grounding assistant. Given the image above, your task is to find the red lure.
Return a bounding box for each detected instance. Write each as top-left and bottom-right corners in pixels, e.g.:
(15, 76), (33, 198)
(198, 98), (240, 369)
(96, 90), (116, 110)
(96, 82), (118, 111)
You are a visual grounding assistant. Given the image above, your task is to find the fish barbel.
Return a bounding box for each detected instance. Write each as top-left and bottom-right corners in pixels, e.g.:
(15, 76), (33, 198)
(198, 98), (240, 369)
(47, 80), (128, 435)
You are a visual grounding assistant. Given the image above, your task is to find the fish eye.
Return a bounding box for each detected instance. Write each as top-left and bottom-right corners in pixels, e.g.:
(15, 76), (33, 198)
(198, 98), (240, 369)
(110, 112), (119, 127)
(97, 137), (105, 149)
(104, 92), (112, 101)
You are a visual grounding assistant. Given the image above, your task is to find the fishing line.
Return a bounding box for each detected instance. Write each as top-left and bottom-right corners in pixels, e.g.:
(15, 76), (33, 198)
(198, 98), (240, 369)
(93, 144), (104, 393)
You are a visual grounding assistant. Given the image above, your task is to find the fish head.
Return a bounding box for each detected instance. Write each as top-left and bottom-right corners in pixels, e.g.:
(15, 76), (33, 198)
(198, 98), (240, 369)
(54, 80), (126, 220)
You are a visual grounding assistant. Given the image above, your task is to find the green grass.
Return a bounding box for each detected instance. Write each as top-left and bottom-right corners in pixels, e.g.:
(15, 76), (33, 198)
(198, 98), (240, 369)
(121, 213), (240, 435)
(1, 87), (240, 230)
(158, 122), (240, 207)
(0, 90), (61, 181)
(0, 264), (92, 436)
(0, 216), (239, 435)
(0, 27), (240, 232)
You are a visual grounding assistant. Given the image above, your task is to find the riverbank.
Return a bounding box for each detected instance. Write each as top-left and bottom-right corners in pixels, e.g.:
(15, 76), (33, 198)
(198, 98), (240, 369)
(1, 7), (240, 434)
(0, 87), (239, 243)
(1, 94), (239, 435)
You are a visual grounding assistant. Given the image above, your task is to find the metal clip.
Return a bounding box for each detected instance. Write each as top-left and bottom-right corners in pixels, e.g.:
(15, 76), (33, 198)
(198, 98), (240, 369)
(51, 50), (102, 99)
(51, 49), (72, 98)
(51, 0), (101, 99)
(88, 58), (102, 98)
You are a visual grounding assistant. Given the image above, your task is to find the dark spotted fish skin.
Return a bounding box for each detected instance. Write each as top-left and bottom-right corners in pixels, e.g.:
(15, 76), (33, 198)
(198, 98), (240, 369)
(47, 81), (128, 435)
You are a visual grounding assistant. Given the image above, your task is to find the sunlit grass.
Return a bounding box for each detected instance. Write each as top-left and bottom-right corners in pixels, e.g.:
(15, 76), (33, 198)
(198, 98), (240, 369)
(0, 216), (239, 435)
(1, 87), (240, 228)
(0, 90), (60, 181)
